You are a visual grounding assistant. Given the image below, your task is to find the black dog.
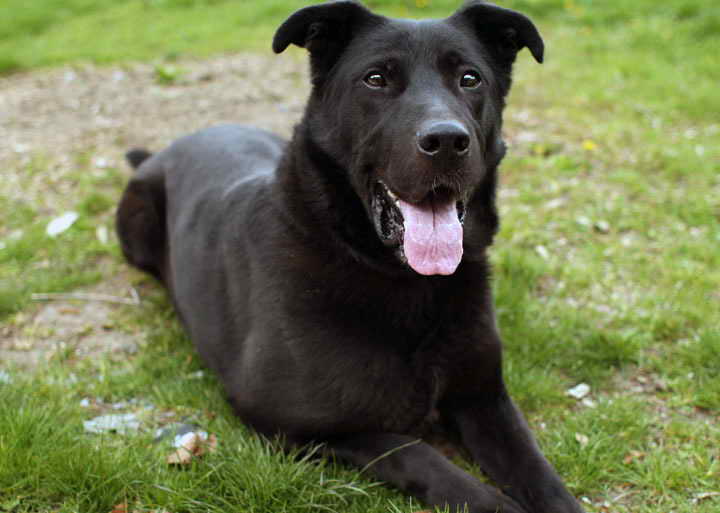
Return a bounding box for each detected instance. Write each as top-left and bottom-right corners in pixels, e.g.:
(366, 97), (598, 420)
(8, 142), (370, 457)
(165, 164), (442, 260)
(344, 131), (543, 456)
(117, 1), (584, 512)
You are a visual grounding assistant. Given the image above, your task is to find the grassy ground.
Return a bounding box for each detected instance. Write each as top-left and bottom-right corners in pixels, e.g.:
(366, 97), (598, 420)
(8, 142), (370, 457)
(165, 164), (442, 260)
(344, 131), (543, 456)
(1, 1), (719, 512)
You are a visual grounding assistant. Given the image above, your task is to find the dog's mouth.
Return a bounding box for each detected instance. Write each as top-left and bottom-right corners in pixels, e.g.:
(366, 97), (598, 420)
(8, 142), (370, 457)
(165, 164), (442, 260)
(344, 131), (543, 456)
(372, 181), (466, 276)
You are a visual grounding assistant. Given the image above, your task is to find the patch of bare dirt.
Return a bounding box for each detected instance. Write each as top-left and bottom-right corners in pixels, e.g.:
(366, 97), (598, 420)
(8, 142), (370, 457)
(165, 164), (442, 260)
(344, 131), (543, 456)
(0, 275), (141, 368)
(0, 53), (309, 165)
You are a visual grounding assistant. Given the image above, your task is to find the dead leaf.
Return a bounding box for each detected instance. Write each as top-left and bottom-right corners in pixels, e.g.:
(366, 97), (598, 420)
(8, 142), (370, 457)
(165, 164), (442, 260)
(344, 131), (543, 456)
(167, 432), (199, 464)
(206, 433), (218, 453)
(166, 432), (217, 465)
(167, 446), (194, 465)
(623, 450), (645, 465)
(110, 502), (128, 513)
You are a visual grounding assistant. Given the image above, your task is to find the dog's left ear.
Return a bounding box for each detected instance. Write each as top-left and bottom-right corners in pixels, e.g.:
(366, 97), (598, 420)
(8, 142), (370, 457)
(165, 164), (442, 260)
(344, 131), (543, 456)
(273, 1), (381, 84)
(450, 1), (544, 64)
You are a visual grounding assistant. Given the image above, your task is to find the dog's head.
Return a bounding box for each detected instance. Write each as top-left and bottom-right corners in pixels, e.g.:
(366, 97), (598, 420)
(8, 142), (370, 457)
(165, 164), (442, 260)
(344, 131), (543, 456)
(274, 0), (543, 276)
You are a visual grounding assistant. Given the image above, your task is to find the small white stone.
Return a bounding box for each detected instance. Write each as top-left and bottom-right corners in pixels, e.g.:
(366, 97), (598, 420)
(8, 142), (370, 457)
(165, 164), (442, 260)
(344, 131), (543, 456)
(567, 383), (591, 399)
(96, 225), (109, 245)
(576, 216), (591, 227)
(46, 212), (79, 237)
(594, 220), (610, 233)
(535, 245), (549, 260)
(544, 198), (565, 209)
(581, 398), (597, 408)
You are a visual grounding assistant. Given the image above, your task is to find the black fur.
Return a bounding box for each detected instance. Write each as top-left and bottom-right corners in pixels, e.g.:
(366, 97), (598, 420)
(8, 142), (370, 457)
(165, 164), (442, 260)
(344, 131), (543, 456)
(116, 2), (584, 512)
(125, 148), (152, 169)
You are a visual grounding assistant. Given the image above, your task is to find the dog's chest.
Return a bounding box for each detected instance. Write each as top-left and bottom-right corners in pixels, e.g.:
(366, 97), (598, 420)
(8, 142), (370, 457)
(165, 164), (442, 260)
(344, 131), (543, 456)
(281, 261), (486, 435)
(354, 367), (442, 436)
(330, 336), (452, 435)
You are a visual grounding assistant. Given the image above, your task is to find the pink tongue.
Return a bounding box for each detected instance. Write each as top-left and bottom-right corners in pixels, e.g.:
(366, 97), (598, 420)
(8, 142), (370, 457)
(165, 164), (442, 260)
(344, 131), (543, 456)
(396, 198), (463, 275)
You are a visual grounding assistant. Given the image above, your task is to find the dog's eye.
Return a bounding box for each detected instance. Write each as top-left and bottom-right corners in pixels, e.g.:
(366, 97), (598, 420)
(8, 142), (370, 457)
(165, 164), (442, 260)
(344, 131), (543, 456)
(364, 72), (387, 88)
(460, 71), (482, 89)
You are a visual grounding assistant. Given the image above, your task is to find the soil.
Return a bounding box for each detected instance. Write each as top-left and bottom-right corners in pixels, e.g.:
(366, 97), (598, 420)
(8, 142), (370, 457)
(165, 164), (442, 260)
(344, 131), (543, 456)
(1, 53), (308, 163)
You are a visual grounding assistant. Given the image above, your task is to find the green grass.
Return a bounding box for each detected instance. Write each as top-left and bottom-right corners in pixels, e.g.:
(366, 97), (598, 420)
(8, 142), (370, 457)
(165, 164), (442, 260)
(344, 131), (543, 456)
(0, 294), (420, 513)
(0, 158), (124, 318)
(1, 0), (719, 512)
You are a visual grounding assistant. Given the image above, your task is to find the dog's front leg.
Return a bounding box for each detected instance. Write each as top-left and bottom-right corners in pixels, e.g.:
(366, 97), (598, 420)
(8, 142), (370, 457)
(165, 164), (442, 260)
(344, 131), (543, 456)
(326, 432), (527, 513)
(448, 390), (585, 513)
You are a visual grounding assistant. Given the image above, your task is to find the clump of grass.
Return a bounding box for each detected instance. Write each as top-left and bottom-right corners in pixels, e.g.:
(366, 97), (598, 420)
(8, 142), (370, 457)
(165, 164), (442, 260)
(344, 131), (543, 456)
(154, 64), (187, 85)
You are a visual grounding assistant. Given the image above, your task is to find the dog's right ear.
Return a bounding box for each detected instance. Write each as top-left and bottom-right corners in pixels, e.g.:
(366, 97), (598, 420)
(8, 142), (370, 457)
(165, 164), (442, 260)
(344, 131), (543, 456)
(273, 1), (381, 84)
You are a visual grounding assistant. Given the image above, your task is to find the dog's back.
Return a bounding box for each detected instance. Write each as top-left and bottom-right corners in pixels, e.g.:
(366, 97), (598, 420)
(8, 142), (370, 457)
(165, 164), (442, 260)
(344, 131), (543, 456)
(117, 125), (284, 355)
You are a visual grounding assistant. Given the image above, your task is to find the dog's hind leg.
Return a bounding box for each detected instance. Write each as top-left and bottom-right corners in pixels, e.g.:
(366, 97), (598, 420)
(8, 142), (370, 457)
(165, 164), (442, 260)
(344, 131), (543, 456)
(326, 433), (527, 513)
(116, 151), (167, 282)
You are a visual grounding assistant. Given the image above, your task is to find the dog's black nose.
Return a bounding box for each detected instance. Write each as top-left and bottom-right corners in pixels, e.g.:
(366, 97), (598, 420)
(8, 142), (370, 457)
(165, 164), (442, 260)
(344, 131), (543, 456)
(417, 121), (470, 158)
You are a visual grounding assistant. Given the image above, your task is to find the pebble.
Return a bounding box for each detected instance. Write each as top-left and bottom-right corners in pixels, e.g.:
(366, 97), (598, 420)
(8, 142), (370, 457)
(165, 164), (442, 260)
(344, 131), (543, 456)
(83, 413), (140, 434)
(46, 212), (79, 237)
(566, 383), (591, 400)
